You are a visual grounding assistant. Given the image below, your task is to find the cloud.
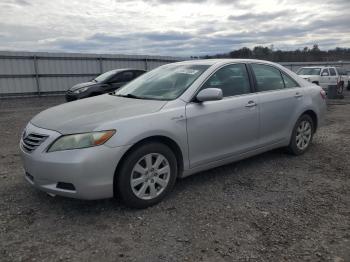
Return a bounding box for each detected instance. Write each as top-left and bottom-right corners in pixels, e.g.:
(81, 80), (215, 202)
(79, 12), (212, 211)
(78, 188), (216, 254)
(228, 10), (293, 21)
(0, 0), (349, 56)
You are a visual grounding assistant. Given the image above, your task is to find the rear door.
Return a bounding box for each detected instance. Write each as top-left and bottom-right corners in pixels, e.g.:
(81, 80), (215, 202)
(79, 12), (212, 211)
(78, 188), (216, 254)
(249, 63), (304, 147)
(186, 63), (259, 168)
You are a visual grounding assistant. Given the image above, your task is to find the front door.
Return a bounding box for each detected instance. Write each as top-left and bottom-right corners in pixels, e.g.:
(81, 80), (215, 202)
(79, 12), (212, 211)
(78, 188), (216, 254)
(186, 63), (259, 168)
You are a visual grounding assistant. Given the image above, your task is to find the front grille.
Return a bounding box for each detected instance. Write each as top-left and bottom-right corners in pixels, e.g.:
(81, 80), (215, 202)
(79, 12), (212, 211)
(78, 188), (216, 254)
(21, 133), (48, 152)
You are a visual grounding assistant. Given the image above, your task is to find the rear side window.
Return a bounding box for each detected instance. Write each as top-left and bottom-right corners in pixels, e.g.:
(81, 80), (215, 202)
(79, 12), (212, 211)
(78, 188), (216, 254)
(329, 68), (336, 76)
(281, 72), (300, 88)
(202, 64), (251, 97)
(251, 64), (284, 91)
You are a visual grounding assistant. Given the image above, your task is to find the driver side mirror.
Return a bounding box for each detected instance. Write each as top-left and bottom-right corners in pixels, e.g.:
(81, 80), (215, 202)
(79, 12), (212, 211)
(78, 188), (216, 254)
(321, 72), (329, 76)
(196, 88), (223, 102)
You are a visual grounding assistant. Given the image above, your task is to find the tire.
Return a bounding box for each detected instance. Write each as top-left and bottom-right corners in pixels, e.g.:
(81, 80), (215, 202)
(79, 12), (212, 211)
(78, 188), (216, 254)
(287, 114), (314, 155)
(115, 142), (177, 208)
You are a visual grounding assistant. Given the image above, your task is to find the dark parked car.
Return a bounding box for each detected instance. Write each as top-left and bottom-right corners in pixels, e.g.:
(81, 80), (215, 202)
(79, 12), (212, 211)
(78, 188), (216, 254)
(66, 69), (146, 101)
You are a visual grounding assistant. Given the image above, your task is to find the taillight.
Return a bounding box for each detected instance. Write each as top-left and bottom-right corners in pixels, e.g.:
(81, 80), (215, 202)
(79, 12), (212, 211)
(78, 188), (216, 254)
(320, 90), (326, 99)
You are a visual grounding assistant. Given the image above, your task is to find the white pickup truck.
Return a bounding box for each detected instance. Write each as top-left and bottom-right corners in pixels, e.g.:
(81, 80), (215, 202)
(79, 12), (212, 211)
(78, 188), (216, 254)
(296, 66), (349, 91)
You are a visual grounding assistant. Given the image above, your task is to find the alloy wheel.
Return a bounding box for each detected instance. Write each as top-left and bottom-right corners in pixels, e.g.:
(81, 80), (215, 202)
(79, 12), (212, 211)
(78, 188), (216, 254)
(296, 120), (312, 150)
(130, 153), (171, 200)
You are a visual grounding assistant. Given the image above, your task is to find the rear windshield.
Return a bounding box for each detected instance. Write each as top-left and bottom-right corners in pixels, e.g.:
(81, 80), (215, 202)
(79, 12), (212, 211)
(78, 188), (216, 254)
(297, 68), (321, 76)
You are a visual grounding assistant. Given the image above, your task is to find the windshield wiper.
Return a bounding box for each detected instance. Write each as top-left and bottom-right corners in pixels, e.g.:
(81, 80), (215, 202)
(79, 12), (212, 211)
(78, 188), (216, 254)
(115, 93), (144, 99)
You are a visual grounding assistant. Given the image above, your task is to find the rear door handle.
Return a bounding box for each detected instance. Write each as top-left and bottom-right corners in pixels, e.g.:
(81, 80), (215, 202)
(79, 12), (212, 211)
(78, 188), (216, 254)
(295, 92), (303, 98)
(245, 101), (257, 107)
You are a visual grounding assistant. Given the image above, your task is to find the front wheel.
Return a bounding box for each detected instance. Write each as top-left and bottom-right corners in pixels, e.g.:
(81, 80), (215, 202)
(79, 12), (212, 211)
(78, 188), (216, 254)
(287, 115), (314, 155)
(115, 142), (177, 208)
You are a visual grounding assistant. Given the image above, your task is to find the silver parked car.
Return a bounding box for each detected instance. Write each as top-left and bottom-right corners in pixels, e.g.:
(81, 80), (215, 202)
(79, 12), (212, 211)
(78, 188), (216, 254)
(20, 59), (327, 208)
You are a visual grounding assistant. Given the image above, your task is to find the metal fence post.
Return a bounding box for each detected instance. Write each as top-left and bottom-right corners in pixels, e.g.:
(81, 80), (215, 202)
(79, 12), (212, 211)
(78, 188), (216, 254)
(144, 58), (148, 71)
(33, 55), (41, 96)
(98, 57), (103, 74)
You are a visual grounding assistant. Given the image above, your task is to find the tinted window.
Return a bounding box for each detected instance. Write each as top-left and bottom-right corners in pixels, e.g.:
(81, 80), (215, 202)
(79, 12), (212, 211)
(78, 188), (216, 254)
(134, 71), (145, 77)
(321, 69), (329, 75)
(251, 64), (284, 91)
(110, 71), (134, 83)
(282, 72), (299, 88)
(329, 68), (336, 76)
(94, 70), (118, 82)
(201, 64), (251, 97)
(120, 71), (134, 81)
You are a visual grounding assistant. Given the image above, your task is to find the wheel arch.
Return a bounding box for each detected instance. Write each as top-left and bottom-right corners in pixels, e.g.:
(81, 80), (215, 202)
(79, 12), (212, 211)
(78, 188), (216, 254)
(113, 135), (184, 195)
(301, 109), (318, 132)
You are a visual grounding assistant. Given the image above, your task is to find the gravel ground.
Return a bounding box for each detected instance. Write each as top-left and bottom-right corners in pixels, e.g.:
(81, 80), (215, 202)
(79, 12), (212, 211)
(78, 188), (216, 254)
(0, 93), (349, 262)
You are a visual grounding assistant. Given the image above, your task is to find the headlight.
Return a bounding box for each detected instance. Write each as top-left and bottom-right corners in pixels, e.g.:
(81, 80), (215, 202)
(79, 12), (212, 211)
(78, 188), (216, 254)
(48, 130), (115, 152)
(74, 87), (90, 94)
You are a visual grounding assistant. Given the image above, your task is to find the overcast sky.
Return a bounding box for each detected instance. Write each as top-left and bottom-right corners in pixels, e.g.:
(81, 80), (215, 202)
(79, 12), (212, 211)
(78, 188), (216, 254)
(0, 0), (349, 56)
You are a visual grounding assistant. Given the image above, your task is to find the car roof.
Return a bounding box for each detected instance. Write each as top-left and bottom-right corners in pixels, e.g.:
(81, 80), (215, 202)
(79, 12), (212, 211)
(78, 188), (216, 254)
(298, 66), (330, 69)
(171, 58), (283, 67)
(107, 68), (146, 73)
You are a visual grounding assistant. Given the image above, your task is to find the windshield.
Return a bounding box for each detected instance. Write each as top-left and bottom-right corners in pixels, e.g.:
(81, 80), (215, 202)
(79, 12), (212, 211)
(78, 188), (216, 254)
(297, 68), (321, 76)
(94, 70), (118, 82)
(114, 64), (210, 100)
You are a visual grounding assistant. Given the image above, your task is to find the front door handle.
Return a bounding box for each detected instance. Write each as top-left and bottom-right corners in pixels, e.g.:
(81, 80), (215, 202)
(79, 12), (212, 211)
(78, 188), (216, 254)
(295, 92), (303, 98)
(245, 101), (257, 107)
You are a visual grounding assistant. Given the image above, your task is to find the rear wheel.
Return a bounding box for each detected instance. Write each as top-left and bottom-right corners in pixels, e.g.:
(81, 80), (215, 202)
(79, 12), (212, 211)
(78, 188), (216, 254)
(287, 115), (314, 155)
(115, 142), (177, 208)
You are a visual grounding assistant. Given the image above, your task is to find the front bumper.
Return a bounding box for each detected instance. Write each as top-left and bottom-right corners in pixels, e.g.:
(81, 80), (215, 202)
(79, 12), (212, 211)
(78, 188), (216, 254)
(20, 122), (131, 200)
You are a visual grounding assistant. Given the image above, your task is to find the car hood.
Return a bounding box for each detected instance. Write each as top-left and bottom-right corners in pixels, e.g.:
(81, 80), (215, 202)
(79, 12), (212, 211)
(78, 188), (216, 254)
(298, 75), (318, 79)
(31, 94), (168, 134)
(69, 81), (98, 91)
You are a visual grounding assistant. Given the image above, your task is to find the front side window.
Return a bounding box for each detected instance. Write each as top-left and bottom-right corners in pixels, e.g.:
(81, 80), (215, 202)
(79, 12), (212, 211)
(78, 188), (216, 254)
(201, 64), (251, 97)
(134, 70), (145, 77)
(115, 64), (210, 100)
(329, 68), (336, 76)
(251, 64), (284, 91)
(321, 69), (329, 76)
(281, 72), (300, 88)
(120, 71), (134, 82)
(94, 70), (118, 82)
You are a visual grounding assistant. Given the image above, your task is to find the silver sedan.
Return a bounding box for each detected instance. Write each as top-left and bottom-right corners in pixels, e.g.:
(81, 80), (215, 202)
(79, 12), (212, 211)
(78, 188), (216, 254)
(20, 59), (327, 208)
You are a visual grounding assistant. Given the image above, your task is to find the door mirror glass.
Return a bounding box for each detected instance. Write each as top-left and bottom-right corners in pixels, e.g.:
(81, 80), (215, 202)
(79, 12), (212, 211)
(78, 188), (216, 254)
(196, 88), (223, 102)
(321, 72), (329, 76)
